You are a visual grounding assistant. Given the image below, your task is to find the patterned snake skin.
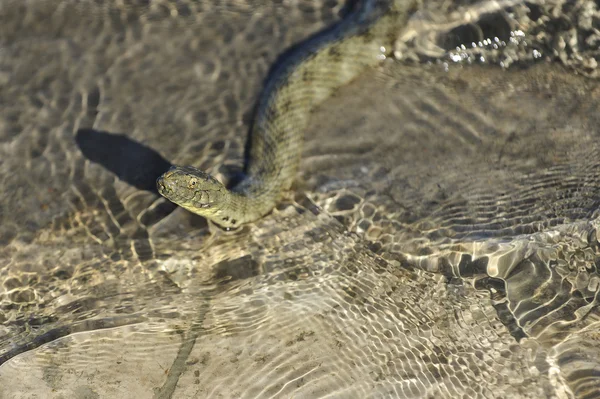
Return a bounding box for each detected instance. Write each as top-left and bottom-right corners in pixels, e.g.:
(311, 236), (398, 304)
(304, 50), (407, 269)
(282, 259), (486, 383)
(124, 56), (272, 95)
(156, 0), (415, 228)
(2, 0), (600, 397)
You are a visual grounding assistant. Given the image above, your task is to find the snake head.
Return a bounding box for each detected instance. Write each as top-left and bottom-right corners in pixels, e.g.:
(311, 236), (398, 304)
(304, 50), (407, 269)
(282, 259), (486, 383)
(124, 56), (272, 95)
(157, 166), (227, 215)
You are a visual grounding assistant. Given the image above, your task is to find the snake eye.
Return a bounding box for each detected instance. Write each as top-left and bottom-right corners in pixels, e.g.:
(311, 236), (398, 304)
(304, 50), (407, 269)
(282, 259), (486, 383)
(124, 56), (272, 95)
(189, 179), (197, 188)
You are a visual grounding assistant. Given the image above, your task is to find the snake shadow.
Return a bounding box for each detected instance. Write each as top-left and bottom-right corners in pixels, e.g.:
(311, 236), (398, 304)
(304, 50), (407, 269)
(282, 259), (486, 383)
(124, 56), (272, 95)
(75, 128), (171, 194)
(75, 128), (210, 229)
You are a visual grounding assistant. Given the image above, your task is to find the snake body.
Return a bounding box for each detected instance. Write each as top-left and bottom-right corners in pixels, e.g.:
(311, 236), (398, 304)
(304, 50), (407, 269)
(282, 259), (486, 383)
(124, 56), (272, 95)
(157, 0), (415, 228)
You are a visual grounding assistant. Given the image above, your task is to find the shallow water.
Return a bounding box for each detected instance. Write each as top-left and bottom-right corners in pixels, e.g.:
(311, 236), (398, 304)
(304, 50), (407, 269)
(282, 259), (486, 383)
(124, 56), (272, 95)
(1, 0), (600, 397)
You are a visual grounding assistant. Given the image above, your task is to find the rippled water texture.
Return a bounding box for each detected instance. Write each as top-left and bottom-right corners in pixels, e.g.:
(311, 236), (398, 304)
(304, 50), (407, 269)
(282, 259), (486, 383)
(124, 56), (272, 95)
(2, 0), (600, 397)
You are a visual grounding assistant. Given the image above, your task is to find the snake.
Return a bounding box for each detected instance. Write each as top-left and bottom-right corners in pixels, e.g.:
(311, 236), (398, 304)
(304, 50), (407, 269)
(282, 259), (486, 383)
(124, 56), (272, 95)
(156, 0), (416, 228)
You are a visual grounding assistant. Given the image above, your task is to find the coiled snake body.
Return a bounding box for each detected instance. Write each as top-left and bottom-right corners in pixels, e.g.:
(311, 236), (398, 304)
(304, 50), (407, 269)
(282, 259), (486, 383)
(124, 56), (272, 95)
(157, 0), (415, 227)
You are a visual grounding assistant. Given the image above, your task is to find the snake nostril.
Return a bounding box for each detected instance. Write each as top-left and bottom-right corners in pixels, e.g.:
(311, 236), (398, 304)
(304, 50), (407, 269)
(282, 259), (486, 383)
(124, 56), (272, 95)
(157, 177), (170, 193)
(164, 178), (178, 192)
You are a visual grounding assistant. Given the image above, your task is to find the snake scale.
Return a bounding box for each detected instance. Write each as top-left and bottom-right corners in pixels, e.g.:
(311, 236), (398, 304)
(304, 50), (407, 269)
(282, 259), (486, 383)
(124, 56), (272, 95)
(157, 0), (415, 227)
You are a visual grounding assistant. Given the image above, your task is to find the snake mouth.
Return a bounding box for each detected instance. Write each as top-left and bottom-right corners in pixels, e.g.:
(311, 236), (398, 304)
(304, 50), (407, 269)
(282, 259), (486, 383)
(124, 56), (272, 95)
(156, 175), (168, 195)
(156, 175), (180, 200)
